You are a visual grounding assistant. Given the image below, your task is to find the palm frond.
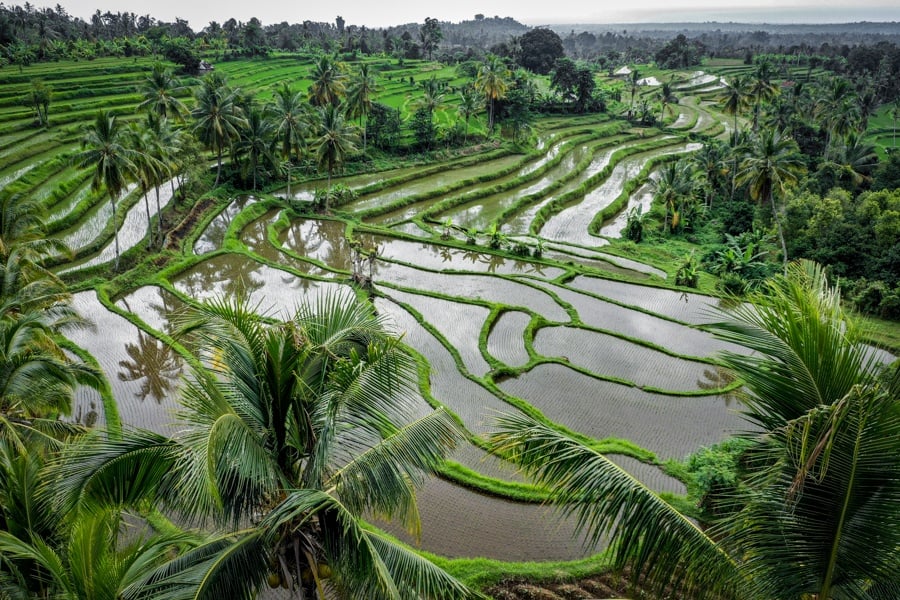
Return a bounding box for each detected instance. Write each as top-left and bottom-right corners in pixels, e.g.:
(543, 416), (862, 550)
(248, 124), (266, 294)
(122, 530), (266, 600)
(51, 429), (183, 515)
(724, 384), (900, 599)
(327, 408), (462, 534)
(490, 411), (741, 599)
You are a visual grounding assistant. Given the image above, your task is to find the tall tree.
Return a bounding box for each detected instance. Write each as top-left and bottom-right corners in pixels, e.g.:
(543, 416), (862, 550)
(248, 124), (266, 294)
(267, 82), (310, 163)
(736, 129), (805, 269)
(308, 54), (347, 108)
(313, 104), (359, 206)
(138, 63), (188, 121)
(54, 293), (479, 600)
(235, 106), (276, 190)
(419, 17), (442, 61)
(345, 64), (378, 150)
(457, 85), (481, 142)
(476, 55), (510, 133)
(718, 74), (750, 142)
(191, 73), (246, 187)
(75, 111), (137, 270)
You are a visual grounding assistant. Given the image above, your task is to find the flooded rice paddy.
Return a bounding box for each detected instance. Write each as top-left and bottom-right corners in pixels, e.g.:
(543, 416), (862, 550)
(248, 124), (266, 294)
(54, 111), (762, 562)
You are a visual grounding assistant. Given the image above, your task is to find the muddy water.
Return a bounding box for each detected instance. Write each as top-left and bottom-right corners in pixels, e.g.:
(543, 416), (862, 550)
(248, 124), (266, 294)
(387, 288), (492, 377)
(533, 325), (717, 392)
(487, 311), (532, 367)
(374, 296), (511, 438)
(502, 145), (623, 235)
(59, 181), (176, 273)
(194, 195), (258, 255)
(375, 237), (565, 279)
(437, 141), (597, 230)
(68, 291), (183, 434)
(375, 262), (570, 323)
(499, 363), (745, 462)
(170, 254), (349, 318)
(544, 283), (742, 358)
(342, 154), (524, 214)
(540, 144), (699, 247)
(569, 275), (726, 325)
(275, 217), (379, 274)
(378, 475), (604, 561)
(116, 285), (188, 334)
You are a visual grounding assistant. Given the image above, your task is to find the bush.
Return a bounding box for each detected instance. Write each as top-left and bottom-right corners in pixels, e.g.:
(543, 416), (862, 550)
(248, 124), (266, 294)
(674, 252), (699, 288)
(623, 205), (644, 243)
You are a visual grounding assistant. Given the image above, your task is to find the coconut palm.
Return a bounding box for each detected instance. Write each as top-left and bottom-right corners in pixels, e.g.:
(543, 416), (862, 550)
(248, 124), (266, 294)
(313, 104), (359, 207)
(0, 310), (99, 451)
(749, 60), (778, 132)
(308, 54), (347, 108)
(627, 68), (641, 119)
(74, 111), (137, 271)
(268, 81), (310, 163)
(0, 490), (194, 600)
(657, 81), (676, 124)
(138, 63), (189, 121)
(457, 85), (481, 142)
(815, 77), (860, 156)
(54, 292), (478, 600)
(649, 160), (693, 233)
(718, 75), (750, 142)
(476, 55), (510, 133)
(191, 73), (247, 187)
(491, 260), (900, 600)
(125, 122), (164, 249)
(736, 129), (805, 269)
(235, 106), (277, 190)
(816, 132), (878, 191)
(345, 63), (378, 150)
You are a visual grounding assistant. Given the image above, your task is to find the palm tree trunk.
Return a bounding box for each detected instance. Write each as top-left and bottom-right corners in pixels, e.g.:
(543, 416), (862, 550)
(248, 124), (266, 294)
(111, 196), (121, 271)
(143, 190), (153, 249)
(215, 147), (223, 187)
(770, 192), (789, 272)
(154, 186), (163, 239)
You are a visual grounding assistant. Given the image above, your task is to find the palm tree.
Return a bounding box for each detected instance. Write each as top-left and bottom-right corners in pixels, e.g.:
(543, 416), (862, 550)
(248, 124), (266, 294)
(191, 73), (247, 187)
(457, 85), (481, 142)
(54, 293), (479, 600)
(649, 160), (692, 233)
(138, 63), (189, 121)
(815, 77), (860, 156)
(476, 55), (510, 133)
(657, 81), (676, 124)
(346, 64), (378, 150)
(125, 122), (163, 249)
(736, 129), (805, 269)
(718, 75), (750, 144)
(816, 132), (878, 191)
(235, 106), (277, 190)
(74, 111), (137, 271)
(749, 60), (778, 132)
(490, 260), (900, 600)
(308, 54), (347, 108)
(0, 310), (99, 450)
(268, 81), (310, 163)
(0, 486), (194, 600)
(628, 68), (641, 119)
(313, 104), (359, 207)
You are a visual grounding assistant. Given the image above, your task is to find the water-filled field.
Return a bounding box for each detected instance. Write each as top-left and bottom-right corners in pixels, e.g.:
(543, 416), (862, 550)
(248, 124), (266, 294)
(2, 58), (754, 561)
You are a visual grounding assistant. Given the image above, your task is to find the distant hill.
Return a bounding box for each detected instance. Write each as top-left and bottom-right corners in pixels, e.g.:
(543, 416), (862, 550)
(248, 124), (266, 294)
(543, 21), (900, 38)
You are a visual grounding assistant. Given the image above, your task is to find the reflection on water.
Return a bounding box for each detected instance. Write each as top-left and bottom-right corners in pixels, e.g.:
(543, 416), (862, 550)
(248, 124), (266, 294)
(118, 332), (184, 404)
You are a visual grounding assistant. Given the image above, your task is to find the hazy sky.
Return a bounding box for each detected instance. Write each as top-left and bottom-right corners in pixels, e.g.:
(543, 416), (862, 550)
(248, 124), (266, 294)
(37, 0), (900, 29)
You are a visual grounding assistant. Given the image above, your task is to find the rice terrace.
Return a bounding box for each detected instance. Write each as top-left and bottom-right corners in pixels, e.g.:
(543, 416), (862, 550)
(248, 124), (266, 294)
(0, 6), (899, 600)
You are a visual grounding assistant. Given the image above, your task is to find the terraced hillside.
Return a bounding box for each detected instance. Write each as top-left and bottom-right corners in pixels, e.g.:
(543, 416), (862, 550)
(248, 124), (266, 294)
(3, 57), (743, 566)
